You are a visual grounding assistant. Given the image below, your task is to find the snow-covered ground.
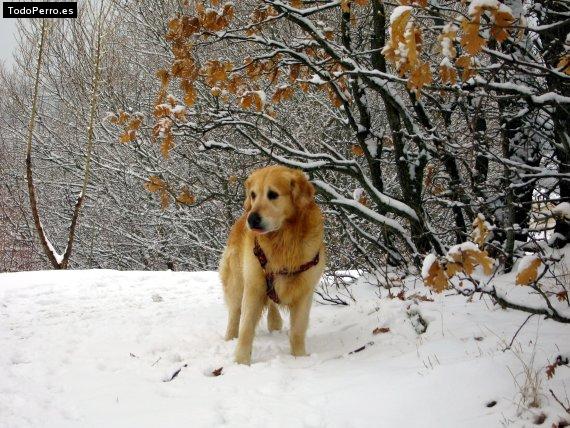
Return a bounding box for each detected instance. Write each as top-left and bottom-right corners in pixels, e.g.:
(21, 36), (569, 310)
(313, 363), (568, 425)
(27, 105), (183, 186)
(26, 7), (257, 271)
(1, 269), (569, 427)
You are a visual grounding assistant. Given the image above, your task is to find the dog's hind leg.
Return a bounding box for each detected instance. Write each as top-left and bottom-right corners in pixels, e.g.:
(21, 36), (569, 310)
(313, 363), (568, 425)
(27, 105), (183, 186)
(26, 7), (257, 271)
(267, 301), (282, 332)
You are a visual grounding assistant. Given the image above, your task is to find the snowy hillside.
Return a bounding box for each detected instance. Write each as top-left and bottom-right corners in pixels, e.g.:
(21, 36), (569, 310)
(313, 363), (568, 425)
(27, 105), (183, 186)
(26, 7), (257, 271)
(1, 270), (569, 427)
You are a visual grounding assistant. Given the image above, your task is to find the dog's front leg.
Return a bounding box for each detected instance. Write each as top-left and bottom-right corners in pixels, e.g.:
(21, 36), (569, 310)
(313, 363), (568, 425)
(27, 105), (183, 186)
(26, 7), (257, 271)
(235, 287), (265, 365)
(289, 294), (313, 357)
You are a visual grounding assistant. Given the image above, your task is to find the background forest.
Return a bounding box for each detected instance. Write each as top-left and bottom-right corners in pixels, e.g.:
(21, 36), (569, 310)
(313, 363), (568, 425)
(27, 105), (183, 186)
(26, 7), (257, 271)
(0, 0), (568, 304)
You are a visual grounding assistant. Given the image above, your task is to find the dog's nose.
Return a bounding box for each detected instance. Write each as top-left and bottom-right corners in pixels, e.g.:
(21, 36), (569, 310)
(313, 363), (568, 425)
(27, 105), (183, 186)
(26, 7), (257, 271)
(248, 212), (262, 229)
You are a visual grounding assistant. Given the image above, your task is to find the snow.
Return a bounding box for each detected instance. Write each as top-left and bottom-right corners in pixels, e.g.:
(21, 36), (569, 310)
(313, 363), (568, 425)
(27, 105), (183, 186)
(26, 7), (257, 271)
(389, 6), (412, 24)
(447, 241), (480, 257)
(352, 187), (364, 201)
(1, 270), (570, 427)
(421, 253), (437, 279)
(40, 226), (64, 264)
(467, 0), (512, 16)
(307, 74), (326, 85)
(440, 57), (453, 67)
(552, 202), (570, 220)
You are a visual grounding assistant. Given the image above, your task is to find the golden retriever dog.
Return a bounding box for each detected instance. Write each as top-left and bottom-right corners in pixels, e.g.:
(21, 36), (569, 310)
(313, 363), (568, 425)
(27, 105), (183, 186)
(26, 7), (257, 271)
(219, 165), (325, 365)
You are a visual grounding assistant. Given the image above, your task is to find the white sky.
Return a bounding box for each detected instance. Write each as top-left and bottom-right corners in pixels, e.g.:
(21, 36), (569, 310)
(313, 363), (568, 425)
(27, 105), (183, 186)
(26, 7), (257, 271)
(0, 6), (18, 67)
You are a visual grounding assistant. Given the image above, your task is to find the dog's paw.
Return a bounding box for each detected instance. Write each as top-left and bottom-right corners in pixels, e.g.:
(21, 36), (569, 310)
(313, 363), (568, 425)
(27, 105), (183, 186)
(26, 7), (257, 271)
(291, 349), (308, 357)
(224, 333), (238, 341)
(234, 349), (252, 365)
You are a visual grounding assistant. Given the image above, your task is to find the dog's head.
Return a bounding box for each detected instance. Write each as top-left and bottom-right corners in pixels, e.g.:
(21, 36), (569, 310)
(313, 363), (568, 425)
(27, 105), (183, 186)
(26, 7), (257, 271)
(243, 165), (315, 234)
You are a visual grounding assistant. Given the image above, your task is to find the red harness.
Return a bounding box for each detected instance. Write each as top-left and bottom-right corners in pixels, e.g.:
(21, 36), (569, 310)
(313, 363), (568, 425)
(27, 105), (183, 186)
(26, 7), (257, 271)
(253, 238), (320, 304)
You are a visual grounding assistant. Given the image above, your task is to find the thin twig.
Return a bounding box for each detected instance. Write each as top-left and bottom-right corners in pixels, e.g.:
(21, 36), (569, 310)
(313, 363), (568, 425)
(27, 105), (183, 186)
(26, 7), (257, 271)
(502, 313), (536, 352)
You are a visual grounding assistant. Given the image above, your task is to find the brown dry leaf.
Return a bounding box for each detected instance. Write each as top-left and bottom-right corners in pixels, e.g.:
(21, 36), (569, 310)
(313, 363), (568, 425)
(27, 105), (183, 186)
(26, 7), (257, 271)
(211, 367), (223, 377)
(289, 63), (301, 82)
(326, 84), (343, 107)
(373, 327), (390, 335)
(119, 130), (136, 144)
(154, 104), (171, 118)
(172, 58), (199, 81)
(351, 144), (365, 157)
(228, 175), (238, 184)
(439, 63), (457, 85)
(183, 84), (197, 106)
(161, 133), (175, 159)
(116, 110), (129, 125)
(156, 69), (170, 87)
(456, 55), (476, 81)
(515, 257), (542, 286)
(471, 215), (490, 247)
(180, 15), (200, 37)
(340, 0), (351, 13)
(407, 62), (433, 95)
(460, 16), (486, 55)
(203, 60), (232, 86)
(490, 8), (514, 42)
(240, 91), (264, 111)
(399, 0), (428, 5)
(546, 362), (557, 379)
(382, 8), (412, 66)
(291, 0), (302, 8)
(424, 164), (435, 187)
(128, 117), (142, 131)
(176, 187), (195, 205)
(268, 66), (280, 85)
(424, 259), (448, 293)
(558, 54), (570, 75)
(145, 176), (167, 193)
(272, 85), (294, 104)
(448, 248), (493, 276)
(445, 261), (463, 277)
(160, 190), (170, 210)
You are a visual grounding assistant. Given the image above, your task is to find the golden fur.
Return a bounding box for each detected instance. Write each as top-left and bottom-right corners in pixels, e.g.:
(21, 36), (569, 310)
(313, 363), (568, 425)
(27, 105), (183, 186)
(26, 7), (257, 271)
(219, 165), (325, 365)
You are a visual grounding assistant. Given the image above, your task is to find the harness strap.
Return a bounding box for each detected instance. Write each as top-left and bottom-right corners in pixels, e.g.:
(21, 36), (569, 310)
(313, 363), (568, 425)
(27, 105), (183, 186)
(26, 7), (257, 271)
(253, 238), (320, 304)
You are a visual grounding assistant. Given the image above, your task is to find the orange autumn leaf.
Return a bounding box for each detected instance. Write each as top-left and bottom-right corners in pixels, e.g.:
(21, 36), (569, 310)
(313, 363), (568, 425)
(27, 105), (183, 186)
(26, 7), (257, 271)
(447, 247), (493, 276)
(351, 144), (365, 157)
(490, 8), (514, 42)
(460, 16), (486, 55)
(439, 62), (457, 85)
(516, 256), (543, 286)
(456, 55), (476, 81)
(144, 176), (167, 193)
(424, 258), (448, 293)
(176, 187), (196, 205)
(407, 62), (433, 95)
(471, 215), (491, 247)
(161, 133), (175, 158)
(558, 54), (570, 75)
(240, 91), (265, 111)
(272, 85), (294, 104)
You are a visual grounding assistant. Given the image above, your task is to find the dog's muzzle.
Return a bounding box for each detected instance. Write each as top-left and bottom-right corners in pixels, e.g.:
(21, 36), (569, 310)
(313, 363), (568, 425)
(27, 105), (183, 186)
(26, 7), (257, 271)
(247, 212), (263, 231)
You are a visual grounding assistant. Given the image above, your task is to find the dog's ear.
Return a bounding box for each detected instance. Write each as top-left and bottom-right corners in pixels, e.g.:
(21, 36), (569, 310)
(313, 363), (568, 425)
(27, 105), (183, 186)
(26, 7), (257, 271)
(243, 177), (252, 211)
(291, 170), (315, 209)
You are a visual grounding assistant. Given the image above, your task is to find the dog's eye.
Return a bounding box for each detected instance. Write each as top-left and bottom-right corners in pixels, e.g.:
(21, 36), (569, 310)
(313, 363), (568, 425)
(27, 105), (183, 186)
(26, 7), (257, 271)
(267, 190), (278, 200)
(251, 191), (256, 200)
